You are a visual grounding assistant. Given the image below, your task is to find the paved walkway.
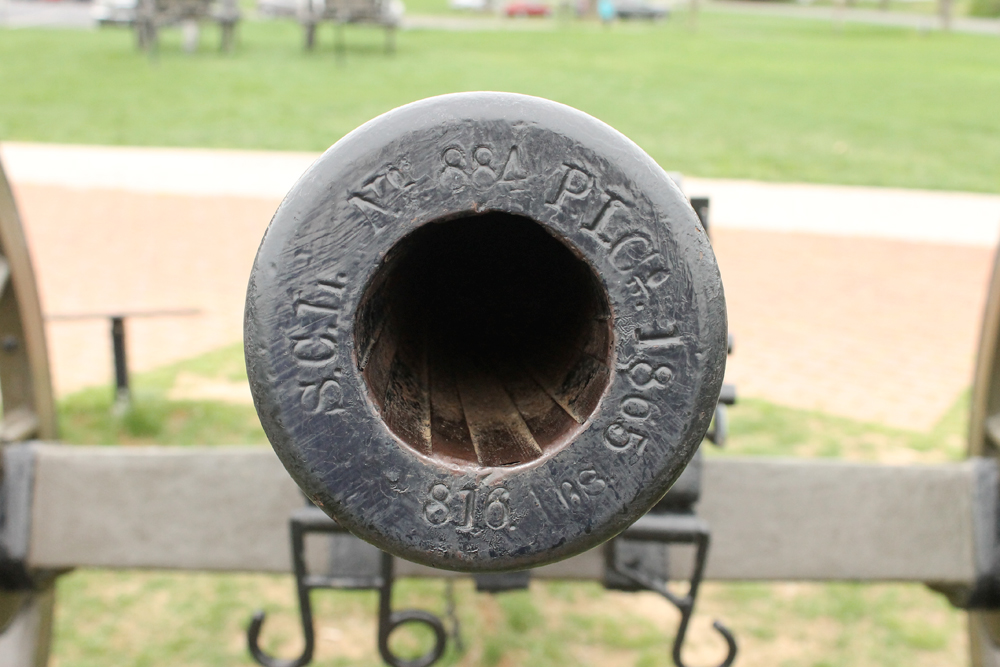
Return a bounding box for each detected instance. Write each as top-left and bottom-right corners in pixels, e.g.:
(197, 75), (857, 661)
(709, 0), (1000, 35)
(3, 142), (999, 431)
(0, 0), (95, 28)
(4, 0), (998, 34)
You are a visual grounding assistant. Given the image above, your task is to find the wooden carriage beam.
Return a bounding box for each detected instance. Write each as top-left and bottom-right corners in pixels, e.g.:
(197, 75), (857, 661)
(7, 443), (992, 587)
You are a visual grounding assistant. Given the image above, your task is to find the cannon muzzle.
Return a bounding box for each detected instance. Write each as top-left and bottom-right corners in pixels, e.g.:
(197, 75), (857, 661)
(245, 92), (727, 572)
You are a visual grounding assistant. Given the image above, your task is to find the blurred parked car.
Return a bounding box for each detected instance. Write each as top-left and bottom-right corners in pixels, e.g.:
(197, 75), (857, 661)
(92, 0), (137, 25)
(614, 0), (667, 19)
(257, 0), (298, 16)
(504, 1), (550, 16)
(449, 0), (491, 10)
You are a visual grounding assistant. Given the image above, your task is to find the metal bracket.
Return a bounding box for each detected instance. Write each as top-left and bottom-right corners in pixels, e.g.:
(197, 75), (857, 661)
(603, 448), (701, 591)
(707, 381), (736, 447)
(246, 505), (449, 667)
(473, 571), (531, 592)
(602, 445), (737, 667)
(610, 513), (737, 667)
(0, 444), (59, 593)
(0, 442), (61, 667)
(0, 444), (37, 591)
(933, 457), (1000, 610)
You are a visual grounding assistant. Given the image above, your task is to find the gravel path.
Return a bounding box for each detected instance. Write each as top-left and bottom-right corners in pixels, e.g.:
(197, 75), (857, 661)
(708, 0), (1000, 36)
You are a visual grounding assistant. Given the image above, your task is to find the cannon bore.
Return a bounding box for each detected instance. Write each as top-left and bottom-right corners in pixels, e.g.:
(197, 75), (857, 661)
(245, 92), (727, 571)
(356, 212), (614, 469)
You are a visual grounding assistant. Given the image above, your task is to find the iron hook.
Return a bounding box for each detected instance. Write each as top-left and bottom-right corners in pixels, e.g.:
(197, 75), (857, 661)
(377, 553), (448, 667)
(378, 609), (448, 667)
(247, 518), (317, 667)
(246, 606), (316, 667)
(612, 529), (738, 667)
(670, 612), (738, 667)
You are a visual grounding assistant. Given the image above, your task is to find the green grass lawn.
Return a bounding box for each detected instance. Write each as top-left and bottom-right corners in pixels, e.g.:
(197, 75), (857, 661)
(2, 13), (999, 193)
(49, 345), (970, 667)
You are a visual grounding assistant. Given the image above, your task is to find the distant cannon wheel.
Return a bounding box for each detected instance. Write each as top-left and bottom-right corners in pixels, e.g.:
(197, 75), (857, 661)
(0, 161), (58, 446)
(0, 155), (60, 665)
(969, 247), (1000, 667)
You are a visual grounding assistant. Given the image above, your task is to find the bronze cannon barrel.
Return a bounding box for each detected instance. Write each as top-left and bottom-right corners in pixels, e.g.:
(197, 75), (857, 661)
(244, 92), (727, 572)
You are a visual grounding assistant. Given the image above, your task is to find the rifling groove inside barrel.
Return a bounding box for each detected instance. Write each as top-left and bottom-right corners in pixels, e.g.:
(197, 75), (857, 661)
(355, 212), (614, 469)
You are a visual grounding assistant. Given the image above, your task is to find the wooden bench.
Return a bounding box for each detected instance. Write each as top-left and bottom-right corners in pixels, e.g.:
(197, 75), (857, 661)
(135, 0), (241, 53)
(297, 0), (402, 53)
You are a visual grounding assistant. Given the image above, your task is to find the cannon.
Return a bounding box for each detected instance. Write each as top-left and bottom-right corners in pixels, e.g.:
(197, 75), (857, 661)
(244, 91), (729, 573)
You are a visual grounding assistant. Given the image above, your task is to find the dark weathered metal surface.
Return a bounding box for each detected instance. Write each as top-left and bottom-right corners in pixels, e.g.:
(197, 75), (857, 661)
(245, 92), (728, 572)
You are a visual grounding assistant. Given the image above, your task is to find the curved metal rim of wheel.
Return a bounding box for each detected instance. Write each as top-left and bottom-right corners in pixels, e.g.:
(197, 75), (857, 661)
(0, 158), (57, 445)
(245, 92), (728, 572)
(969, 247), (1000, 665)
(0, 155), (59, 657)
